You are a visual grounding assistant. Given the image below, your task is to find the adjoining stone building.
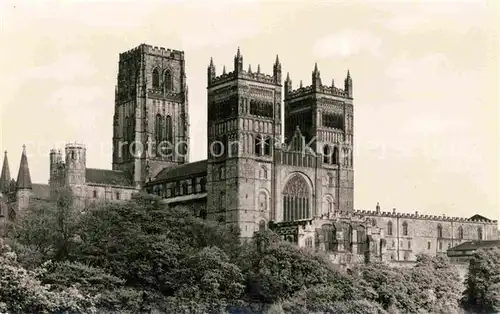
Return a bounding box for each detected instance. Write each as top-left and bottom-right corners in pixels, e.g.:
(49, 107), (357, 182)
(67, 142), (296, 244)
(1, 43), (498, 264)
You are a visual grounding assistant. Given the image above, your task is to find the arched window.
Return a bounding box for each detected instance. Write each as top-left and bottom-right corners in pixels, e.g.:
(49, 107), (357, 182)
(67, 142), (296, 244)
(305, 237), (313, 248)
(258, 220), (266, 232)
(127, 115), (134, 157)
(165, 115), (173, 143)
(263, 136), (271, 156)
(164, 70), (173, 91)
(323, 145), (331, 164)
(155, 114), (164, 154)
(458, 226), (464, 240)
(258, 192), (267, 211)
(327, 173), (334, 187)
(152, 68), (160, 88)
(261, 166), (268, 179)
(477, 227), (483, 240)
(437, 224), (443, 238)
(123, 116), (129, 158)
(219, 191), (225, 210)
(371, 218), (377, 226)
(254, 135), (262, 156)
(200, 177), (207, 192)
(402, 221), (408, 236)
(387, 221), (393, 236)
(333, 146), (339, 165)
(282, 174), (311, 221)
(323, 196), (334, 214)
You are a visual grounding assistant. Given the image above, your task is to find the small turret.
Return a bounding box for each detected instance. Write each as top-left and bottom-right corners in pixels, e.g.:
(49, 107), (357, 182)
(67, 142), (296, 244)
(207, 57), (216, 85)
(312, 62), (322, 89)
(284, 72), (292, 98)
(273, 54), (281, 84)
(233, 47), (243, 74)
(344, 70), (352, 98)
(376, 202), (381, 213)
(65, 143), (86, 187)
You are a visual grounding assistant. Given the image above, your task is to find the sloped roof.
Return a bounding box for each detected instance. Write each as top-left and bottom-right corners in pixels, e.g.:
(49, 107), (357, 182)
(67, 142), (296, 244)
(152, 159), (207, 182)
(469, 214), (493, 222)
(32, 183), (50, 200)
(85, 168), (133, 187)
(448, 240), (500, 252)
(0, 151), (11, 192)
(16, 146), (32, 190)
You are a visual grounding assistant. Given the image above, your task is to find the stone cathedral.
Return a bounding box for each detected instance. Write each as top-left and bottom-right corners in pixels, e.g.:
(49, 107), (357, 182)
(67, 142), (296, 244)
(1, 44), (498, 265)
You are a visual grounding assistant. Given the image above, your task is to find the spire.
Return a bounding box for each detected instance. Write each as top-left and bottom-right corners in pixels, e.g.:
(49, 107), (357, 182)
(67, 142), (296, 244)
(344, 69), (353, 97)
(376, 202), (380, 212)
(286, 72), (290, 81)
(209, 57), (214, 67)
(222, 65), (226, 75)
(257, 64), (261, 74)
(331, 79), (335, 88)
(275, 54), (280, 65)
(299, 80), (303, 88)
(248, 64), (252, 73)
(0, 151), (11, 193)
(312, 62), (321, 87)
(234, 47), (243, 73)
(16, 145), (32, 190)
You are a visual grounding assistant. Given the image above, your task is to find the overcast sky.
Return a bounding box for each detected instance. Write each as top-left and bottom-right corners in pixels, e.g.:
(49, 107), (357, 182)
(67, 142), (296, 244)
(0, 0), (498, 223)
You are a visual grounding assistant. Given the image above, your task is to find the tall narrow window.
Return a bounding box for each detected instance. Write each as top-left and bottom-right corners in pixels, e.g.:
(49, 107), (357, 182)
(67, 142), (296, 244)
(263, 136), (271, 156)
(259, 220), (266, 232)
(458, 226), (464, 240)
(387, 221), (393, 236)
(155, 114), (164, 154)
(165, 115), (173, 143)
(219, 191), (225, 210)
(477, 227), (483, 240)
(255, 135), (262, 156)
(333, 146), (339, 165)
(152, 68), (160, 88)
(402, 221), (408, 236)
(164, 70), (173, 91)
(123, 116), (129, 159)
(437, 224), (443, 238)
(323, 145), (331, 164)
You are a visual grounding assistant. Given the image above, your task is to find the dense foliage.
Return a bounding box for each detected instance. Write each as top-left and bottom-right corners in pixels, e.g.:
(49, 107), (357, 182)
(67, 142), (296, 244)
(1, 190), (497, 313)
(462, 247), (500, 313)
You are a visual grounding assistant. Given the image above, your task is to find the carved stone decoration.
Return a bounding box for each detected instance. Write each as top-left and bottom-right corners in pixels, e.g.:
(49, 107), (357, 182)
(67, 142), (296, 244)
(283, 174), (309, 197)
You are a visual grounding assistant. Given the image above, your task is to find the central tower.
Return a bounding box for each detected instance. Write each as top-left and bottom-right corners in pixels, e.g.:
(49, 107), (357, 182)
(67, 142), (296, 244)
(207, 48), (282, 238)
(112, 44), (190, 187)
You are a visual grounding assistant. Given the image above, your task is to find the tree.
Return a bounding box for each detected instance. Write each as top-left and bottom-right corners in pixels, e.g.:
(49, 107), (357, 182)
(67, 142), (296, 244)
(462, 247), (500, 313)
(6, 188), (82, 266)
(242, 230), (345, 304)
(0, 239), (96, 314)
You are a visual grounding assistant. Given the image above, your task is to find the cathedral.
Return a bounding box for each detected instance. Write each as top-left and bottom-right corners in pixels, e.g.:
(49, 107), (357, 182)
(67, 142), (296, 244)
(1, 43), (498, 264)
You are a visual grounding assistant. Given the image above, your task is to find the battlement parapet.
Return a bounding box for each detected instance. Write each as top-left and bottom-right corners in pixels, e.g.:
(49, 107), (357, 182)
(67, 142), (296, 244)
(65, 143), (86, 149)
(209, 69), (279, 87)
(286, 84), (349, 100)
(120, 44), (184, 61)
(209, 71), (236, 87)
(354, 209), (498, 224)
